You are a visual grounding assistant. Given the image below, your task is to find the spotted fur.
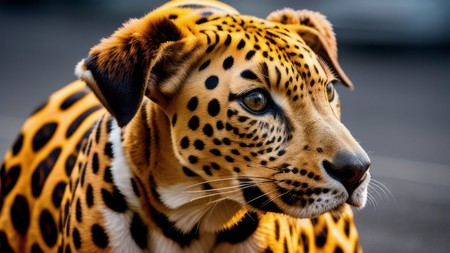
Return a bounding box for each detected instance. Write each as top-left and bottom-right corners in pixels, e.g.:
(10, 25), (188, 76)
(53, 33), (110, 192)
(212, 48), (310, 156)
(0, 1), (370, 252)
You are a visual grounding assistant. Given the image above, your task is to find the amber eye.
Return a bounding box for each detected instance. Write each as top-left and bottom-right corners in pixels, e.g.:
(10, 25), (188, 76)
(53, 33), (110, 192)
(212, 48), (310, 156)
(240, 89), (271, 114)
(326, 83), (335, 102)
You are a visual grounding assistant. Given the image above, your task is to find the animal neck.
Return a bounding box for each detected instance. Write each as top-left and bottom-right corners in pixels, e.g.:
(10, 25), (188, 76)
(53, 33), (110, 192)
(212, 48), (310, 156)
(119, 98), (243, 235)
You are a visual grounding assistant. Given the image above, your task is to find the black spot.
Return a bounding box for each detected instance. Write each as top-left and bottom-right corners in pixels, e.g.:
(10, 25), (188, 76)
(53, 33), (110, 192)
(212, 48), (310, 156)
(203, 166), (212, 176)
(335, 246), (344, 253)
(195, 17), (208, 24)
(183, 166), (199, 177)
(104, 142), (114, 158)
(64, 244), (72, 253)
(210, 149), (221, 156)
(0, 231), (14, 253)
(237, 39), (246, 49)
(168, 14), (178, 20)
(315, 227), (328, 247)
(239, 178), (282, 213)
(241, 70), (259, 80)
(213, 139), (222, 145)
(130, 213), (148, 249)
(202, 124), (214, 137)
(179, 4), (206, 9)
(172, 113), (178, 126)
(39, 209), (57, 247)
(32, 147), (62, 197)
(31, 243), (44, 253)
(104, 166), (113, 183)
(225, 156), (234, 162)
(207, 99), (220, 117)
(194, 140), (205, 150)
(66, 105), (102, 138)
(265, 247), (274, 253)
(344, 219), (351, 237)
(91, 224), (109, 248)
(101, 186), (128, 212)
(238, 116), (248, 122)
(274, 220), (280, 241)
(65, 154), (77, 176)
(188, 155), (198, 164)
(2, 164), (21, 197)
(246, 50), (256, 61)
(223, 138), (231, 145)
(205, 75), (219, 90)
(92, 152), (99, 174)
(131, 178), (141, 197)
(73, 228), (82, 249)
(86, 184), (94, 207)
(301, 232), (309, 252)
(188, 116), (200, 131)
(210, 162), (220, 170)
(216, 121), (224, 130)
(51, 181), (66, 208)
(180, 137), (190, 149)
(149, 208), (199, 247)
(148, 176), (162, 203)
(12, 133), (24, 156)
(187, 97), (198, 111)
(75, 198), (82, 222)
(217, 212), (259, 243)
(223, 56), (234, 70)
(60, 89), (89, 110)
(32, 122), (58, 152)
(106, 117), (113, 134)
(10, 195), (30, 236)
(79, 162), (87, 187)
(199, 59), (211, 71)
(221, 33), (230, 45)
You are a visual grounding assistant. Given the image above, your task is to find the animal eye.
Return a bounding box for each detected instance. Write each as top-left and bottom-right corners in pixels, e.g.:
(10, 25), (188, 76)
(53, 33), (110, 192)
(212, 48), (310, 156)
(240, 89), (271, 114)
(326, 83), (335, 102)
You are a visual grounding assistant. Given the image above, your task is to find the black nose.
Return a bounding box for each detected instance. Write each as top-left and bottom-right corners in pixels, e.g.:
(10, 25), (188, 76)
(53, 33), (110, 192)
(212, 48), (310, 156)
(323, 152), (370, 195)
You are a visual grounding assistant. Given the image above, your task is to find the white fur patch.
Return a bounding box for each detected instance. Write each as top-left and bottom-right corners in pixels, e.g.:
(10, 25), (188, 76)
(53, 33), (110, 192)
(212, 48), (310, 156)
(109, 119), (141, 210)
(101, 209), (143, 253)
(157, 182), (203, 210)
(74, 59), (95, 83)
(99, 119), (146, 252)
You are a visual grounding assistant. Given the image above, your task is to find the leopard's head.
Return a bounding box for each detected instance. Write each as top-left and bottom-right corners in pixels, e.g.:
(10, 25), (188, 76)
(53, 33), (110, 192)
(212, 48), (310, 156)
(75, 2), (370, 220)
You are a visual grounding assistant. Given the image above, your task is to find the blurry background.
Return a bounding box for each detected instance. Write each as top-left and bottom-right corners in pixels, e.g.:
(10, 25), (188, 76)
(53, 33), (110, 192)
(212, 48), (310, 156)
(0, 0), (449, 252)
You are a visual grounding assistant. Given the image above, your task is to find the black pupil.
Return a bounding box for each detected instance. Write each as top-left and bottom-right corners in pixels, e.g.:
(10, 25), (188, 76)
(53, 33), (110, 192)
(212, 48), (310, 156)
(245, 92), (266, 112)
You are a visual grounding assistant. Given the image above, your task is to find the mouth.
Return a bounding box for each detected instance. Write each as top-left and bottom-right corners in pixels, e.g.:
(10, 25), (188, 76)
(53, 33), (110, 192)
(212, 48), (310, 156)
(345, 172), (370, 207)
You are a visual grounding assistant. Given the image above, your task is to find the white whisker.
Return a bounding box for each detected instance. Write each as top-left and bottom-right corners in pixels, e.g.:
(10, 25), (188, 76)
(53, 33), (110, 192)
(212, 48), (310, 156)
(371, 179), (394, 199)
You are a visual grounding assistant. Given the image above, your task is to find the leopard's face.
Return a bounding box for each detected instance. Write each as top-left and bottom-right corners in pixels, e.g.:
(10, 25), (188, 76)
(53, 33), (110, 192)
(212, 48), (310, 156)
(166, 17), (371, 218)
(77, 7), (370, 219)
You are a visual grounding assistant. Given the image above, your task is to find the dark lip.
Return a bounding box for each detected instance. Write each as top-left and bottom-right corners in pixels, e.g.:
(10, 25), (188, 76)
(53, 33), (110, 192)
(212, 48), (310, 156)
(345, 172), (368, 196)
(345, 173), (368, 206)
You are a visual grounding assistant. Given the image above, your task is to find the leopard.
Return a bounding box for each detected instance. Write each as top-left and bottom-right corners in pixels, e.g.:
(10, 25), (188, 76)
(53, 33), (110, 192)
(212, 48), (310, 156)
(0, 0), (371, 252)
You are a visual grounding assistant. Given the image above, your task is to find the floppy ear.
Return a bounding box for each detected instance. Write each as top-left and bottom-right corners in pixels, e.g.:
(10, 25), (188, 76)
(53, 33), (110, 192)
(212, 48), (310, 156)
(75, 15), (203, 127)
(267, 8), (352, 88)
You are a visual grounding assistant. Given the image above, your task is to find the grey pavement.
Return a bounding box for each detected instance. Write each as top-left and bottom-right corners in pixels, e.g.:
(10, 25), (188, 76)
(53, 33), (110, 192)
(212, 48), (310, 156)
(0, 3), (449, 253)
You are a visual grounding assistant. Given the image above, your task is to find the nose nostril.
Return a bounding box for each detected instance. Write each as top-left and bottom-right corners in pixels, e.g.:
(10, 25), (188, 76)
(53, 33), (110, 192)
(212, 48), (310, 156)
(322, 152), (370, 195)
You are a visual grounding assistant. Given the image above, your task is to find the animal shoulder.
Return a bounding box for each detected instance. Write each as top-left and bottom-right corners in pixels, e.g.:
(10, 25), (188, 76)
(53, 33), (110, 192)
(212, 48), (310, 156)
(0, 1), (370, 252)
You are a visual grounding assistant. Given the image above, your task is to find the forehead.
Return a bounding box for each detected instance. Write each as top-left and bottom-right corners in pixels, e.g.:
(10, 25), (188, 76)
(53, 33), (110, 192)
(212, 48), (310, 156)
(193, 15), (332, 90)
